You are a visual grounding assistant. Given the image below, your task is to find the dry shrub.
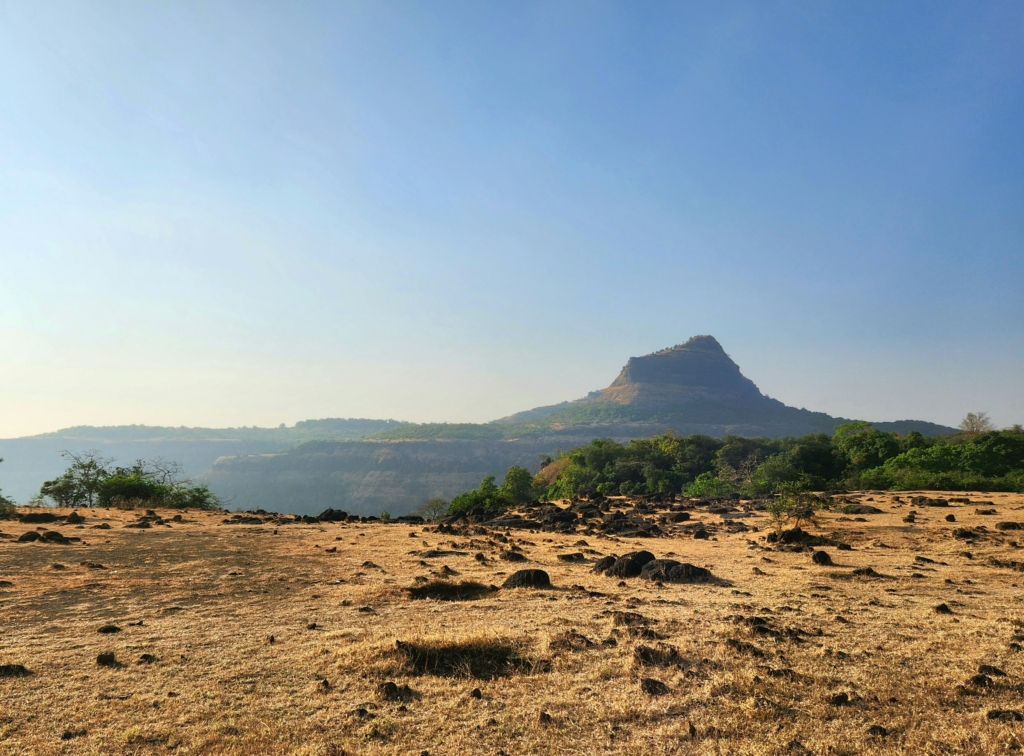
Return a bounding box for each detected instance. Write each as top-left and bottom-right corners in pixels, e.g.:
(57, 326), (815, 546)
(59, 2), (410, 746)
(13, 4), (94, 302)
(405, 579), (494, 601)
(391, 635), (536, 679)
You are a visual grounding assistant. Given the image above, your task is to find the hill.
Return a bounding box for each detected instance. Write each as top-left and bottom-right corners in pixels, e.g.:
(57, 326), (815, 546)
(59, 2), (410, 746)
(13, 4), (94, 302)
(1, 337), (957, 512)
(373, 336), (954, 442)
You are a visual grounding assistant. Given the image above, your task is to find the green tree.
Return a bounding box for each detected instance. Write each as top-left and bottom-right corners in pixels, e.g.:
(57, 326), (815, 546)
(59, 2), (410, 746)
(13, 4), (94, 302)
(499, 466), (535, 504)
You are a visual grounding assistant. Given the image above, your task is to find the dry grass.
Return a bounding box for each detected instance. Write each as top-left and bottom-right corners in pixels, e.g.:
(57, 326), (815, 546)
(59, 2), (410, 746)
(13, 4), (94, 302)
(2, 492), (1024, 754)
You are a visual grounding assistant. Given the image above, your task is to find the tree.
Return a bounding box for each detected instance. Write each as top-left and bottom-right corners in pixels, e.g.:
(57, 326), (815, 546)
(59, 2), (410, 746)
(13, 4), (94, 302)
(499, 466), (535, 505)
(415, 497), (450, 521)
(0, 458), (15, 514)
(960, 412), (995, 437)
(39, 450), (111, 508)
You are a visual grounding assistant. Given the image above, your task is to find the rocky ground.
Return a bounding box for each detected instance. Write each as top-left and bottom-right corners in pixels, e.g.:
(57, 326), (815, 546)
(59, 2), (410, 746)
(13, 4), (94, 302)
(2, 492), (1024, 755)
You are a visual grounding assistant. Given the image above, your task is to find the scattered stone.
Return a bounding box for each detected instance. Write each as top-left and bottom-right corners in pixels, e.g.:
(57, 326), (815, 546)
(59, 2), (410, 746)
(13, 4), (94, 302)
(988, 710), (1024, 721)
(996, 522), (1023, 531)
(945, 514), (956, 522)
(0, 664), (31, 678)
(17, 531), (40, 542)
(934, 603), (953, 615)
(866, 725), (888, 737)
(96, 652), (116, 667)
(539, 711), (553, 724)
(852, 567), (882, 577)
(65, 511), (85, 524)
(19, 512), (58, 524)
(138, 654), (156, 664)
(640, 677), (669, 696)
(61, 729), (87, 740)
(979, 664), (1006, 677)
(307, 622), (318, 630)
(97, 625), (122, 634)
(969, 674), (992, 687)
(639, 559), (713, 583)
(499, 550), (527, 562)
(470, 687), (482, 699)
(812, 550), (833, 566)
(376, 681), (412, 701)
(556, 552), (585, 563)
(592, 555), (617, 572)
(604, 551), (655, 578)
(501, 569), (551, 589)
(829, 692), (850, 706)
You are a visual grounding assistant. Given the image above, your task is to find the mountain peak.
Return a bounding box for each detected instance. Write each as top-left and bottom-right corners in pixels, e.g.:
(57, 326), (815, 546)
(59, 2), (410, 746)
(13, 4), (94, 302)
(599, 335), (763, 406)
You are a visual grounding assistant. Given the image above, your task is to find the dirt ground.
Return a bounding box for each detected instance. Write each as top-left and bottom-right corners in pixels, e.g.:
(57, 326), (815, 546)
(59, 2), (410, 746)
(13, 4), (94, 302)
(3, 492), (1024, 755)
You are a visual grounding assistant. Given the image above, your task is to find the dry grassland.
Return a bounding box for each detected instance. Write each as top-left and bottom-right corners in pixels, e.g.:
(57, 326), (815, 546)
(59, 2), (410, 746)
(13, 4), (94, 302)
(3, 492), (1024, 755)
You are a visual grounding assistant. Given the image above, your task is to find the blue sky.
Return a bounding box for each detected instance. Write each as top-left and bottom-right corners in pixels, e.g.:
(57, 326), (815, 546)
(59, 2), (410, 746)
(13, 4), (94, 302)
(1, 1), (1022, 437)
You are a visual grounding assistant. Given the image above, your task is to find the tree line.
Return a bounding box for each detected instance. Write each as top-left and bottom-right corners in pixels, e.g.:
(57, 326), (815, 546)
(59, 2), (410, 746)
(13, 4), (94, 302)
(429, 414), (1023, 517)
(31, 451), (221, 510)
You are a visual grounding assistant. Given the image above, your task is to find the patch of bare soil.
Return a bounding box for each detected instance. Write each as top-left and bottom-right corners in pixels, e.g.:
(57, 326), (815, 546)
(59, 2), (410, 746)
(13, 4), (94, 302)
(2, 492), (1024, 754)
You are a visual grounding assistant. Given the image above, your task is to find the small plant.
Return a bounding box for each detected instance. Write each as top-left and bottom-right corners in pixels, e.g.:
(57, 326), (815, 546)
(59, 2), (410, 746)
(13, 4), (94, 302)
(765, 484), (824, 533)
(379, 510), (391, 521)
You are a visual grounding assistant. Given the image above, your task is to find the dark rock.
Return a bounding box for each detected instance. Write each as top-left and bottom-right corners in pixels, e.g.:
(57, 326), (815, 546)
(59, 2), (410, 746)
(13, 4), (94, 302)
(640, 677), (669, 696)
(307, 622), (318, 630)
(19, 512), (58, 524)
(969, 674), (992, 687)
(502, 569), (551, 589)
(979, 664), (1006, 677)
(96, 652), (116, 666)
(61, 729), (87, 740)
(811, 550), (833, 566)
(0, 664), (31, 677)
(592, 556), (617, 572)
(988, 710), (1024, 721)
(852, 567), (882, 577)
(634, 643), (685, 668)
(842, 504), (884, 515)
(499, 550), (527, 562)
(556, 552), (585, 563)
(639, 559), (713, 583)
(41, 530), (71, 544)
(17, 531), (40, 542)
(376, 681), (412, 701)
(604, 551), (656, 578)
(934, 603), (953, 614)
(97, 624), (122, 634)
(996, 522), (1023, 531)
(470, 687), (482, 699)
(866, 725), (888, 737)
(539, 711), (553, 724)
(138, 653), (156, 664)
(829, 692), (850, 706)
(65, 511), (85, 524)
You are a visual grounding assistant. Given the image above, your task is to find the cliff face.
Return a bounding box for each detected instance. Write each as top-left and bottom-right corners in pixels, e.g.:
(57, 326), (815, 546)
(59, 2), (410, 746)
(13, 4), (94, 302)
(599, 335), (764, 407)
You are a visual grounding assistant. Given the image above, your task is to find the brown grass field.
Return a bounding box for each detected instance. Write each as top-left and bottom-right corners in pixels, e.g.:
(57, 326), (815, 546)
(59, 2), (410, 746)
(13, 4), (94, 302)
(3, 492), (1024, 755)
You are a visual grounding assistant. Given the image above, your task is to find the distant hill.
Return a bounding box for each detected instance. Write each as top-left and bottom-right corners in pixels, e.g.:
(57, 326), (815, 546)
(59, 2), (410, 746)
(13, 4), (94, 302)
(0, 337), (956, 511)
(372, 336), (955, 441)
(0, 418), (407, 503)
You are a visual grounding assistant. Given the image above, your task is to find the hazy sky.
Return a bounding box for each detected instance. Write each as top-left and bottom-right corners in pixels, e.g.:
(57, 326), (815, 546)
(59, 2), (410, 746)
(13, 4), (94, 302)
(1, 2), (1022, 438)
